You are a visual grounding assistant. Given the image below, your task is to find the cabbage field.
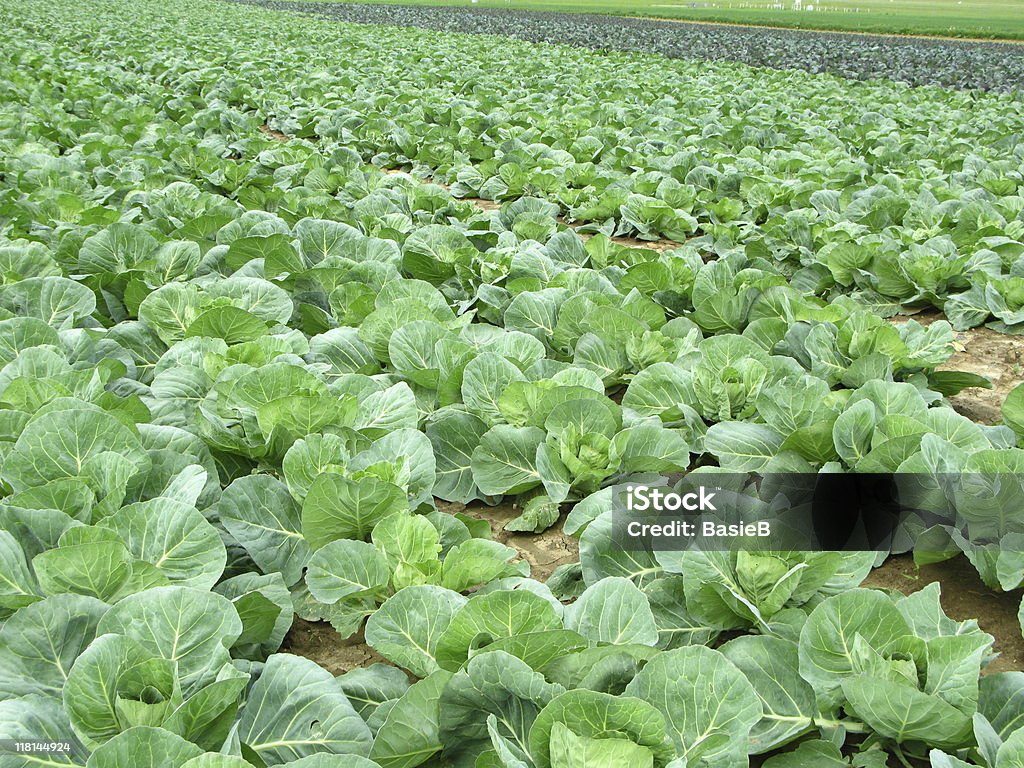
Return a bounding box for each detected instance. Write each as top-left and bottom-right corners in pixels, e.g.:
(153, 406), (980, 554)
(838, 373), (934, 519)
(242, 0), (1024, 92)
(1, 0), (1024, 766)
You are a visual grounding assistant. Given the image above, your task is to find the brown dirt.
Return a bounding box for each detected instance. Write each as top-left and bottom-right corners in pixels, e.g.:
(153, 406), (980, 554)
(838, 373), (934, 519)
(892, 310), (1024, 424)
(465, 197), (502, 212)
(865, 554), (1024, 673)
(438, 499), (580, 581)
(282, 619), (389, 675)
(941, 327), (1023, 425)
(258, 123), (291, 142)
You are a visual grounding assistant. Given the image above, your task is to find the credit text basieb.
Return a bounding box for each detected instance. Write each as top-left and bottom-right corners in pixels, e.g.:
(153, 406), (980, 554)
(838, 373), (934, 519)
(623, 485), (772, 539)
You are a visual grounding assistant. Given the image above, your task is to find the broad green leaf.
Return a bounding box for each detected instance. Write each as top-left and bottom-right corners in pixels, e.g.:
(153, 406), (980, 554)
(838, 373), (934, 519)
(1004, 382), (1024, 440)
(0, 277), (97, 329)
(547, 722), (655, 768)
(426, 408), (489, 503)
(302, 474), (408, 548)
(101, 498), (226, 590)
(719, 635), (816, 753)
(84, 726), (203, 768)
(997, 729), (1024, 768)
(980, 672), (1024, 742)
(0, 594), (108, 700)
(354, 383), (420, 438)
(462, 353), (527, 425)
(162, 671), (248, 751)
(79, 224), (159, 275)
(0, 694), (88, 765)
(624, 646), (761, 766)
(761, 739), (860, 768)
(388, 320), (450, 389)
(369, 670), (453, 768)
(32, 539), (132, 603)
(214, 572), (294, 660)
(282, 432), (350, 502)
(372, 513), (441, 569)
(218, 474), (310, 587)
(529, 690), (672, 768)
(579, 510), (663, 588)
(306, 540), (391, 604)
(185, 306), (268, 344)
(563, 577), (659, 646)
(0, 530), (41, 610)
(63, 634), (177, 747)
(365, 586), (467, 678)
(842, 676), (972, 748)
(471, 425), (545, 496)
(621, 363), (692, 418)
(336, 664), (412, 721)
(645, 576), (719, 650)
(286, 757), (383, 768)
(4, 405), (148, 491)
(97, 587), (242, 695)
(798, 589), (912, 707)
(180, 756), (258, 768)
(475, 630), (589, 671)
(434, 589), (562, 671)
(439, 539), (526, 592)
(439, 650), (564, 765)
(504, 494), (561, 534)
(236, 654), (372, 763)
(704, 422), (783, 471)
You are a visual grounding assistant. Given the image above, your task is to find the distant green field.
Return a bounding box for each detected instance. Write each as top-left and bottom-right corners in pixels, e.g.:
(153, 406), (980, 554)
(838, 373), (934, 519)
(321, 0), (1024, 40)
